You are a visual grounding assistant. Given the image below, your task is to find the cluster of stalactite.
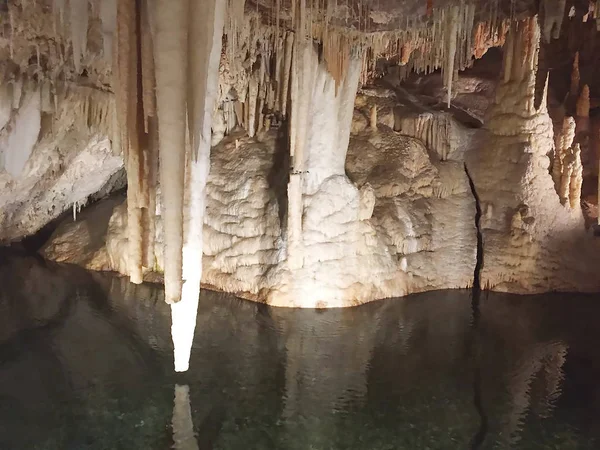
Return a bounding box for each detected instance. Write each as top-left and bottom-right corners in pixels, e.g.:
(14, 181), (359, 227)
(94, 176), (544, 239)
(0, 70), (113, 133)
(364, 2), (479, 107)
(395, 112), (454, 161)
(217, 1), (515, 142)
(0, 66), (114, 182)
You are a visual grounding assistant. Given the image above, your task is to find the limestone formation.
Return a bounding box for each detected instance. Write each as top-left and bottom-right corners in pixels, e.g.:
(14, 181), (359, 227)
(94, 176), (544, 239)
(4, 0), (600, 372)
(467, 17), (600, 293)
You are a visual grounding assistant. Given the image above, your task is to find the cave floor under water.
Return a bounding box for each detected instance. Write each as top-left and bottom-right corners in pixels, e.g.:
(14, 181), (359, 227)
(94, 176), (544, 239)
(1, 252), (600, 450)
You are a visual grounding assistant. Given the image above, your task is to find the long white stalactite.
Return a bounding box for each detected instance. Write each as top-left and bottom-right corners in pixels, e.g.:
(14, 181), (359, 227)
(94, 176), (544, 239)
(172, 0), (226, 373)
(153, 0), (188, 305)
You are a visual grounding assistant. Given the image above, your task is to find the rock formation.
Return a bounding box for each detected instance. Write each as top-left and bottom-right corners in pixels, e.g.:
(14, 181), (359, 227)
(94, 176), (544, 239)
(3, 0), (600, 371)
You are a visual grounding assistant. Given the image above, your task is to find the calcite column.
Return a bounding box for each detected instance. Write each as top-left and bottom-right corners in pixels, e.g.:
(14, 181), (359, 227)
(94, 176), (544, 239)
(286, 43), (362, 270)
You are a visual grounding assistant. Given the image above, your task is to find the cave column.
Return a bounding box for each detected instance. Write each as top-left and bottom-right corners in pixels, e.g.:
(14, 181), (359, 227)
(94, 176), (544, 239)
(287, 40), (317, 270)
(286, 42), (362, 269)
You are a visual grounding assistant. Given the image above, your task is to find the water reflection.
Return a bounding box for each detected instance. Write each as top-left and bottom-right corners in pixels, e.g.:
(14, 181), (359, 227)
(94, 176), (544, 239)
(173, 385), (199, 450)
(0, 251), (599, 449)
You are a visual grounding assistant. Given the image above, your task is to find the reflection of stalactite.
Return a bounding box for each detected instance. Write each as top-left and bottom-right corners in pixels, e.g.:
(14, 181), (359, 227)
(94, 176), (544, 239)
(172, 385), (199, 450)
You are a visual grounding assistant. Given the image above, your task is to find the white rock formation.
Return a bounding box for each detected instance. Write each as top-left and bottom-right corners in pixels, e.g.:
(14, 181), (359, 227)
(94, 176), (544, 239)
(0, 82), (123, 243)
(44, 105), (478, 307)
(466, 17), (600, 293)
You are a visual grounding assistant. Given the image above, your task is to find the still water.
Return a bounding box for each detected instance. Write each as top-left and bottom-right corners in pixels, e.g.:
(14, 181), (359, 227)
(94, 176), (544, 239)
(1, 252), (599, 450)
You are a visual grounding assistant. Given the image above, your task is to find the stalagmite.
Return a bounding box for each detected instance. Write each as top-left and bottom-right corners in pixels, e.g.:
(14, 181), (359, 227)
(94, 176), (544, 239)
(569, 144), (583, 209)
(370, 105), (377, 130)
(558, 143), (583, 209)
(171, 0), (226, 373)
(553, 116), (576, 190)
(247, 72), (259, 137)
(153, 0), (188, 305)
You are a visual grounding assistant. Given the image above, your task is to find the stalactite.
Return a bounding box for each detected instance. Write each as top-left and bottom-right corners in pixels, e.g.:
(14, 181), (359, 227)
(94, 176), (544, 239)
(153, 0), (188, 304)
(281, 32), (294, 116)
(143, 117), (159, 270)
(69, 0), (89, 74)
(444, 6), (459, 108)
(169, 0), (225, 373)
(53, 0), (66, 33)
(11, 76), (22, 109)
(140, 0), (156, 132)
(570, 52), (580, 98)
(100, 0), (117, 65)
(541, 0), (567, 43)
(116, 0), (145, 285)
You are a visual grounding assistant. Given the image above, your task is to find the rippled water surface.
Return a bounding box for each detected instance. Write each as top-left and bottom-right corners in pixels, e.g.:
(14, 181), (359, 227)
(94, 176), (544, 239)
(1, 252), (600, 449)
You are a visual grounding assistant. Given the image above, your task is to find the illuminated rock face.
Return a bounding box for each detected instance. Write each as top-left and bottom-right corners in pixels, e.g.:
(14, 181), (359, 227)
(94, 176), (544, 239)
(43, 117), (478, 307)
(0, 85), (123, 244)
(466, 18), (600, 294)
(6, 0), (600, 328)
